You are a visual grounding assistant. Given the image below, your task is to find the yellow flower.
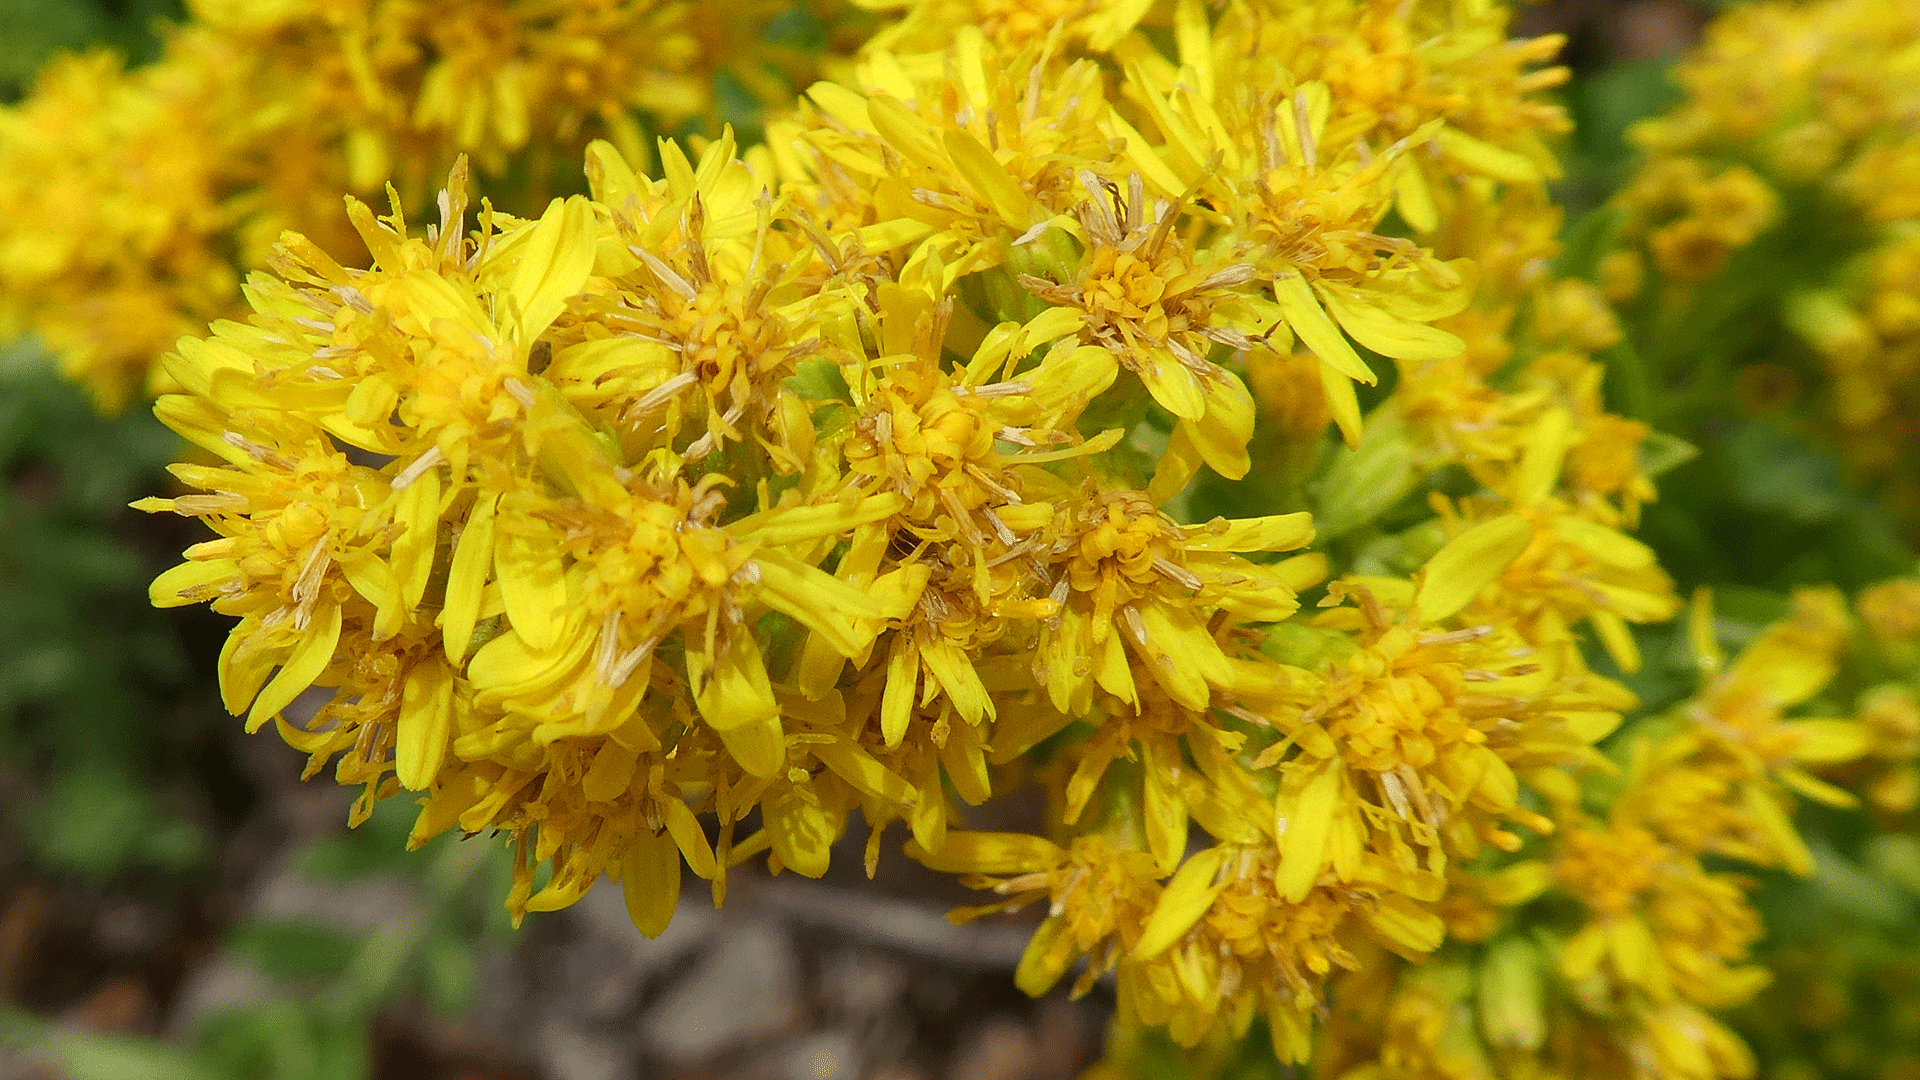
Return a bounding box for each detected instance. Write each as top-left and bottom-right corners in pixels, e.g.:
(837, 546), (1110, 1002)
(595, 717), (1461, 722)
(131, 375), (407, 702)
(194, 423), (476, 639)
(142, 153), (931, 929)
(0, 38), (253, 410)
(855, 0), (1150, 56)
(770, 27), (1119, 277)
(546, 136), (828, 475)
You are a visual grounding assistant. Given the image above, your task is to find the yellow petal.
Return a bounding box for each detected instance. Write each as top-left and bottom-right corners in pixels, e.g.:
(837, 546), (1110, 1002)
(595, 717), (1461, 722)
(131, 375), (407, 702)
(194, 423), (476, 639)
(1136, 348), (1208, 421)
(1317, 284), (1464, 363)
(1513, 408), (1572, 508)
(665, 799), (717, 879)
(1590, 609), (1641, 673)
(766, 790), (837, 878)
(150, 558), (238, 608)
(718, 715), (786, 780)
(508, 196), (597, 345)
(1147, 422), (1206, 506)
(1742, 785), (1813, 875)
(1413, 515), (1535, 622)
(754, 548), (901, 657)
(584, 139), (640, 206)
(939, 715), (992, 807)
(443, 493), (497, 663)
(343, 556), (403, 641)
(688, 629), (779, 732)
(1275, 762), (1340, 903)
(815, 739), (917, 807)
(1182, 370), (1254, 478)
(1394, 160), (1439, 233)
(1133, 602), (1233, 709)
(219, 624), (274, 717)
(622, 829), (682, 939)
(582, 741), (639, 803)
(920, 639), (994, 724)
(881, 637), (917, 748)
(1784, 719), (1873, 765)
(395, 655), (454, 790)
(1319, 358), (1364, 449)
(1014, 915), (1072, 997)
(1778, 766), (1858, 808)
(494, 524), (567, 652)
(728, 493), (906, 547)
(1436, 126), (1541, 184)
(806, 81), (874, 132)
(246, 601), (341, 734)
(867, 92), (946, 170)
(944, 127), (1036, 229)
(1180, 512), (1315, 552)
(908, 830), (1063, 875)
(1134, 846), (1232, 960)
(1142, 739), (1190, 875)
(390, 467), (441, 614)
(1274, 275), (1375, 385)
(1364, 895), (1446, 959)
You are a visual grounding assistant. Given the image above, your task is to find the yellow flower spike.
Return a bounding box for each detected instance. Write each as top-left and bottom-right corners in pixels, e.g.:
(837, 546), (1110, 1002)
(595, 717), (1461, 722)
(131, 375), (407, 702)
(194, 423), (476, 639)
(1413, 514), (1536, 622)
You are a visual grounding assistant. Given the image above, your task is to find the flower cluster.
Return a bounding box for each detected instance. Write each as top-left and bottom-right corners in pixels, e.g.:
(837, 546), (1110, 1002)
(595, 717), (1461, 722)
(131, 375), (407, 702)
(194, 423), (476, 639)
(0, 0), (829, 411)
(105, 0), (1920, 1075)
(1281, 580), (1920, 1080)
(1604, 0), (1920, 529)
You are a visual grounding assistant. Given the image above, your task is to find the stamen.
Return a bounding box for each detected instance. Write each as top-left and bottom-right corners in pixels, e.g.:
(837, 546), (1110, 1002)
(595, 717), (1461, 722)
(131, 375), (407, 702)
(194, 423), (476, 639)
(330, 285), (375, 314)
(608, 637), (660, 688)
(1417, 626), (1493, 646)
(632, 248), (699, 301)
(628, 372), (698, 417)
(1152, 556), (1204, 591)
(390, 445), (444, 489)
(1294, 90), (1318, 172)
(222, 432), (297, 470)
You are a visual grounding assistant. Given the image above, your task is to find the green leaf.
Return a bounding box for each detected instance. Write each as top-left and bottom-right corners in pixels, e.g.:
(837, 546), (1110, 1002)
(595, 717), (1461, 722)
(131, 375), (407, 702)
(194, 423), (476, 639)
(783, 357), (851, 403)
(227, 920), (362, 981)
(422, 934), (478, 1017)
